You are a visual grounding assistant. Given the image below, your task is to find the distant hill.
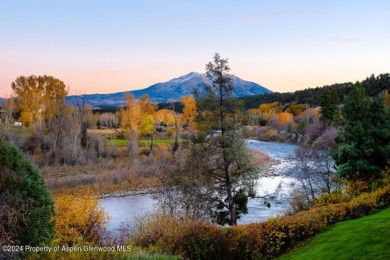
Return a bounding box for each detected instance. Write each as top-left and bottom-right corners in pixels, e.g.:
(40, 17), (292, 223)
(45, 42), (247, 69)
(66, 72), (272, 107)
(240, 73), (390, 109)
(0, 97), (5, 105)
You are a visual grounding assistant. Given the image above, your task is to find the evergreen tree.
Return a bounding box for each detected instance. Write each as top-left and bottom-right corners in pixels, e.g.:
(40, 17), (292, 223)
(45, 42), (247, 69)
(0, 142), (54, 256)
(369, 94), (390, 170)
(333, 85), (389, 184)
(320, 89), (339, 123)
(188, 53), (258, 225)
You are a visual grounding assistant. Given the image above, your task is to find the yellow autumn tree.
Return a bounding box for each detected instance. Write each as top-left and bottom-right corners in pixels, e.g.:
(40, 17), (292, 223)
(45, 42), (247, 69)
(155, 109), (176, 126)
(139, 94), (157, 151)
(139, 94), (157, 118)
(11, 75), (67, 131)
(54, 190), (107, 246)
(120, 93), (141, 157)
(154, 109), (165, 126)
(155, 109), (177, 138)
(248, 109), (258, 116)
(288, 103), (306, 116)
(258, 102), (281, 118)
(180, 95), (197, 131)
(140, 114), (155, 137)
(120, 93), (157, 155)
(120, 93), (140, 136)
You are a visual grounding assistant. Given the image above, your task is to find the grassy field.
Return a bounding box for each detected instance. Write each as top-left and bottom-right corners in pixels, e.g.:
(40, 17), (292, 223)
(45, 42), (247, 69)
(279, 207), (390, 259)
(88, 128), (182, 148)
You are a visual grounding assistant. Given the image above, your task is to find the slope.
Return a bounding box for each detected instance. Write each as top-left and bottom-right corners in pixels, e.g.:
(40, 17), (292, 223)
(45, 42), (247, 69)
(278, 207), (390, 259)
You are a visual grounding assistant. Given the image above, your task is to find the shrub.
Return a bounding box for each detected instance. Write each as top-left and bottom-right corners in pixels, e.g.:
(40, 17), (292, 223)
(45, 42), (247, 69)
(53, 190), (107, 246)
(132, 212), (196, 254)
(287, 189), (312, 214)
(132, 184), (390, 259)
(0, 141), (54, 257)
(314, 191), (350, 206)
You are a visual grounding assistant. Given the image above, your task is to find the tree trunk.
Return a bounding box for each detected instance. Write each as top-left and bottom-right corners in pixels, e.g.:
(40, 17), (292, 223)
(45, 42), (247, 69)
(81, 123), (88, 148)
(173, 113), (179, 152)
(150, 133), (154, 152)
(225, 167), (237, 225)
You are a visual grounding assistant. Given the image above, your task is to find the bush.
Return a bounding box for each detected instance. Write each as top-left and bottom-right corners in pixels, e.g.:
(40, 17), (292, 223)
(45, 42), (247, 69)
(0, 141), (54, 257)
(53, 190), (107, 246)
(132, 212), (196, 254)
(131, 184), (390, 259)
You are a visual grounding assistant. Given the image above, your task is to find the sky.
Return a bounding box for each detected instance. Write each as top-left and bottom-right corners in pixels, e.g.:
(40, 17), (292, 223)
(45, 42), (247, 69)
(0, 0), (389, 98)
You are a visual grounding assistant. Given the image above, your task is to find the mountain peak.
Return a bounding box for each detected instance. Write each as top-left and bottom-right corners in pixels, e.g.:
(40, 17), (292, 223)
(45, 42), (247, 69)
(170, 72), (205, 84)
(66, 72), (272, 106)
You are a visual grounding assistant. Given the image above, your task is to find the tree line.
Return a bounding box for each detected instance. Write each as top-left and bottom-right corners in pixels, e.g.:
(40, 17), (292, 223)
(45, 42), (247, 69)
(240, 73), (390, 108)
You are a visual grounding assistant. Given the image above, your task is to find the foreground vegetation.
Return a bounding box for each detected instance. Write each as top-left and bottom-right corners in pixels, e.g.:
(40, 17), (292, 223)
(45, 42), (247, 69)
(0, 142), (54, 259)
(128, 183), (390, 259)
(2, 139), (388, 259)
(279, 207), (390, 260)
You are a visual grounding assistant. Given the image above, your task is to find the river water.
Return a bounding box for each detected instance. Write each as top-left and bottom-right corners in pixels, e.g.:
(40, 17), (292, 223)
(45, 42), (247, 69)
(100, 140), (298, 231)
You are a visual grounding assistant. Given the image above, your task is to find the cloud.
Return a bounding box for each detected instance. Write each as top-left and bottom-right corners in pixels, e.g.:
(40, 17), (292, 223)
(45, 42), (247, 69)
(330, 36), (360, 44)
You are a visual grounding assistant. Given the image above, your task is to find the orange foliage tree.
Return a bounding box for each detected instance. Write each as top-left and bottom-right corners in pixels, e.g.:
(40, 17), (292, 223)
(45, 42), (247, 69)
(180, 95), (197, 132)
(277, 112), (294, 124)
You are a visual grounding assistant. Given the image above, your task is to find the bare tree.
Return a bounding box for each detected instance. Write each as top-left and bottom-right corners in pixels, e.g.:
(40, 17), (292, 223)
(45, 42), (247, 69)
(290, 145), (336, 207)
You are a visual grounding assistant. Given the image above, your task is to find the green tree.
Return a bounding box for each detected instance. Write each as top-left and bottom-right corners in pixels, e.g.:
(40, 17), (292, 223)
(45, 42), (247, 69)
(333, 85), (390, 185)
(320, 89), (340, 123)
(187, 53), (257, 225)
(369, 94), (390, 171)
(0, 142), (54, 255)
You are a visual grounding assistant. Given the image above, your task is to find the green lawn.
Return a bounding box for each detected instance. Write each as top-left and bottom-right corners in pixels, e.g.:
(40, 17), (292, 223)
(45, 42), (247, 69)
(279, 207), (390, 260)
(139, 138), (174, 146)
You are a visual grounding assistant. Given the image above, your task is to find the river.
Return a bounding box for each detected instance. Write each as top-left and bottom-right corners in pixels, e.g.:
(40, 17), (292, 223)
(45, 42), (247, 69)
(100, 140), (298, 231)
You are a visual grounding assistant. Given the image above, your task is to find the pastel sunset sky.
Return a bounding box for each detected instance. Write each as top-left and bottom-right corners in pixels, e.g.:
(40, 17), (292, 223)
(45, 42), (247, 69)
(1, 0), (389, 98)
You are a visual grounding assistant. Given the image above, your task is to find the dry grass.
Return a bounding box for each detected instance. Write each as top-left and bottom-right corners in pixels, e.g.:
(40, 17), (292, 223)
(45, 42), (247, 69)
(249, 148), (270, 166)
(87, 128), (119, 135)
(42, 145), (174, 195)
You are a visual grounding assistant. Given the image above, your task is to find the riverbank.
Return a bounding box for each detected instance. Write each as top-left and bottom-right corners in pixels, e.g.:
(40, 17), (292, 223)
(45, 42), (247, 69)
(100, 187), (158, 198)
(101, 140), (299, 231)
(99, 141), (273, 199)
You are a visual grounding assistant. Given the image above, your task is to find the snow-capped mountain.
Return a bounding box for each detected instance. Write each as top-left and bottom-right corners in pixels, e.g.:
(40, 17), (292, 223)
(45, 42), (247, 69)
(66, 72), (272, 107)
